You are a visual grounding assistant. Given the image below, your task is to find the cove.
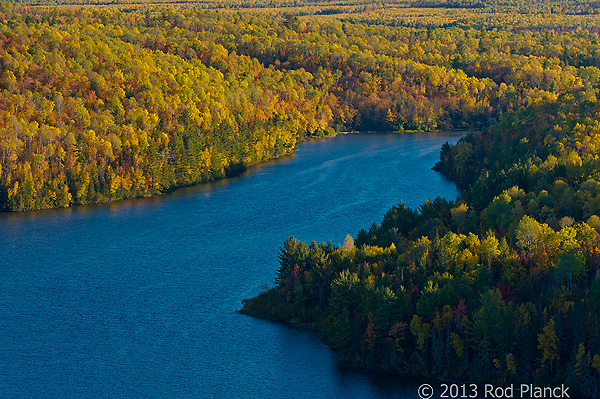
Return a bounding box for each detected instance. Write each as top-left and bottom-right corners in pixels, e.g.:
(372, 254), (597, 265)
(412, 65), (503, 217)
(0, 132), (461, 398)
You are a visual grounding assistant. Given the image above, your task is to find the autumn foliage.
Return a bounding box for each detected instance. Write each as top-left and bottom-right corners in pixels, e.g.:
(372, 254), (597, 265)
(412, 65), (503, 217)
(5, 3), (600, 210)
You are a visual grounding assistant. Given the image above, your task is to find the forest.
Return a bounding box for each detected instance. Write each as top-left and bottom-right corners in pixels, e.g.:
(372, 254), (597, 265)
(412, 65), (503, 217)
(3, 0), (600, 395)
(243, 90), (600, 396)
(5, 1), (600, 210)
(226, 1), (600, 397)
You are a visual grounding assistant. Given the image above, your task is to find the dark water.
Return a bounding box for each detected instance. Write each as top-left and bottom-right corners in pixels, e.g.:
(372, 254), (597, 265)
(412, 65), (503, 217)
(0, 133), (461, 399)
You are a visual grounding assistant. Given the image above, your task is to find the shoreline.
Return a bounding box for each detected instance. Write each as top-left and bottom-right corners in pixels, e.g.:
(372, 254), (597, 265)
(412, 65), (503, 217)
(2, 129), (467, 214)
(238, 300), (491, 391)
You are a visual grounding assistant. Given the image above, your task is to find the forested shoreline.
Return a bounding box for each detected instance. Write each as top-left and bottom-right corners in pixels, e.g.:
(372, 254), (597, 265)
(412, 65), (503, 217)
(233, 2), (600, 396)
(5, 1), (600, 210)
(0, 6), (337, 210)
(5, 0), (600, 393)
(242, 88), (600, 397)
(241, 78), (600, 398)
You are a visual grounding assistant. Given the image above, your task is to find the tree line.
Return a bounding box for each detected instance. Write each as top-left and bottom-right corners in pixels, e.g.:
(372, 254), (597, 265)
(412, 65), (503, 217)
(242, 81), (600, 399)
(5, 3), (600, 210)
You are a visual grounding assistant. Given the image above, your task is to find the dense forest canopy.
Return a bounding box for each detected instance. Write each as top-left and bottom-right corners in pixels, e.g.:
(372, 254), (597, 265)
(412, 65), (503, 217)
(4, 1), (600, 210)
(4, 0), (600, 394)
(243, 87), (600, 397)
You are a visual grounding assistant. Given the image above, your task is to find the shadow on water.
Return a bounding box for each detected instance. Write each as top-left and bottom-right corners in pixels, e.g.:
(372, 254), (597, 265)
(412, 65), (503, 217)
(0, 150), (299, 224)
(0, 130), (464, 222)
(0, 132), (464, 399)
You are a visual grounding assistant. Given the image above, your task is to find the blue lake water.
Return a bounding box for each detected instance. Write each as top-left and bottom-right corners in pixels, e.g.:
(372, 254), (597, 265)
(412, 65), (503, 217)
(0, 133), (461, 398)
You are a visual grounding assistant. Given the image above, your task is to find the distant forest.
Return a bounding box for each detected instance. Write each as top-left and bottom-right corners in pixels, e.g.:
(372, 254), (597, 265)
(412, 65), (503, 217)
(4, 1), (600, 210)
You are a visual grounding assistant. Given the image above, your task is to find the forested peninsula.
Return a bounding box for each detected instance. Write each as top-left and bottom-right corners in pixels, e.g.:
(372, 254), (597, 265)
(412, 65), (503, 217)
(243, 90), (600, 397)
(234, 2), (600, 397)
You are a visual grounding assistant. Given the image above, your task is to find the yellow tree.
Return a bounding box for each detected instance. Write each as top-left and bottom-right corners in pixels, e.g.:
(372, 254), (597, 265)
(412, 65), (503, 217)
(516, 215), (543, 258)
(537, 318), (558, 373)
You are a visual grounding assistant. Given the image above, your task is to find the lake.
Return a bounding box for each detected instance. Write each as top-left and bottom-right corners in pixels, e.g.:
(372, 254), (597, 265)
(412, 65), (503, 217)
(0, 133), (461, 398)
